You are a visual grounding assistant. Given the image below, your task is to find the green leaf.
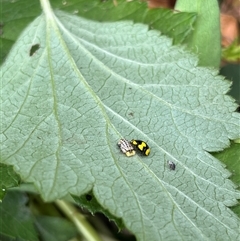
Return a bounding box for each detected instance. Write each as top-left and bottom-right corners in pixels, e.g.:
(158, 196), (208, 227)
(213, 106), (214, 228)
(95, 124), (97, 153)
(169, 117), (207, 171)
(0, 0), (196, 64)
(175, 0), (221, 67)
(0, 191), (38, 241)
(0, 0), (41, 63)
(0, 163), (21, 201)
(34, 216), (78, 241)
(220, 64), (240, 104)
(215, 142), (240, 187)
(1, 4), (240, 241)
(50, 0), (197, 45)
(213, 142), (240, 217)
(222, 40), (240, 63)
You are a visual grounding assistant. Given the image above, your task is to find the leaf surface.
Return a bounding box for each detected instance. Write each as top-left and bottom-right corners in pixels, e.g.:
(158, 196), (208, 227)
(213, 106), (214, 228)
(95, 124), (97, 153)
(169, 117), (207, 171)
(1, 7), (240, 241)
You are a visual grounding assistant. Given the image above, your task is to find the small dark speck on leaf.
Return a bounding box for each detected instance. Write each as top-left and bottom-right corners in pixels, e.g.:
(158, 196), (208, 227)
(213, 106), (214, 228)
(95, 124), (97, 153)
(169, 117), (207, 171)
(29, 44), (40, 56)
(128, 112), (134, 116)
(168, 160), (176, 171)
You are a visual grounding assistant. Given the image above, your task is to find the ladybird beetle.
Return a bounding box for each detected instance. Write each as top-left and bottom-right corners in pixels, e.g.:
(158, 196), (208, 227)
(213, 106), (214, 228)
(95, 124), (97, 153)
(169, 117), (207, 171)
(130, 140), (150, 156)
(118, 139), (136, 157)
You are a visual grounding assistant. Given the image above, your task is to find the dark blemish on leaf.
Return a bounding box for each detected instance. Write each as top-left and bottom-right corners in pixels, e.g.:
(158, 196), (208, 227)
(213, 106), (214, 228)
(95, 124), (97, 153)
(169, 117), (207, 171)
(29, 44), (40, 56)
(128, 112), (134, 116)
(86, 194), (92, 201)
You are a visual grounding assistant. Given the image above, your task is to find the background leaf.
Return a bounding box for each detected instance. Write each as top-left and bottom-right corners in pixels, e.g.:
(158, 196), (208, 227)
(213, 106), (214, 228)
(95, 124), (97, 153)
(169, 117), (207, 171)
(0, 191), (38, 241)
(0, 0), (41, 63)
(213, 142), (240, 216)
(50, 0), (197, 44)
(1, 5), (240, 241)
(34, 216), (78, 241)
(0, 163), (21, 201)
(222, 39), (240, 63)
(175, 0), (221, 67)
(0, 0), (196, 64)
(220, 63), (240, 104)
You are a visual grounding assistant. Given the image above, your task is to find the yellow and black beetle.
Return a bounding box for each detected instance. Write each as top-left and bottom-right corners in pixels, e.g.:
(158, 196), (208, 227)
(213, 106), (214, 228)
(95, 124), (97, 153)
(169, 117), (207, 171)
(130, 140), (150, 156)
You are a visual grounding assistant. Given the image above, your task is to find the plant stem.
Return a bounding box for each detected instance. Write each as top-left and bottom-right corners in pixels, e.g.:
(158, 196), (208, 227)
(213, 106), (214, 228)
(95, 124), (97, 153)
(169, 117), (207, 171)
(55, 200), (103, 241)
